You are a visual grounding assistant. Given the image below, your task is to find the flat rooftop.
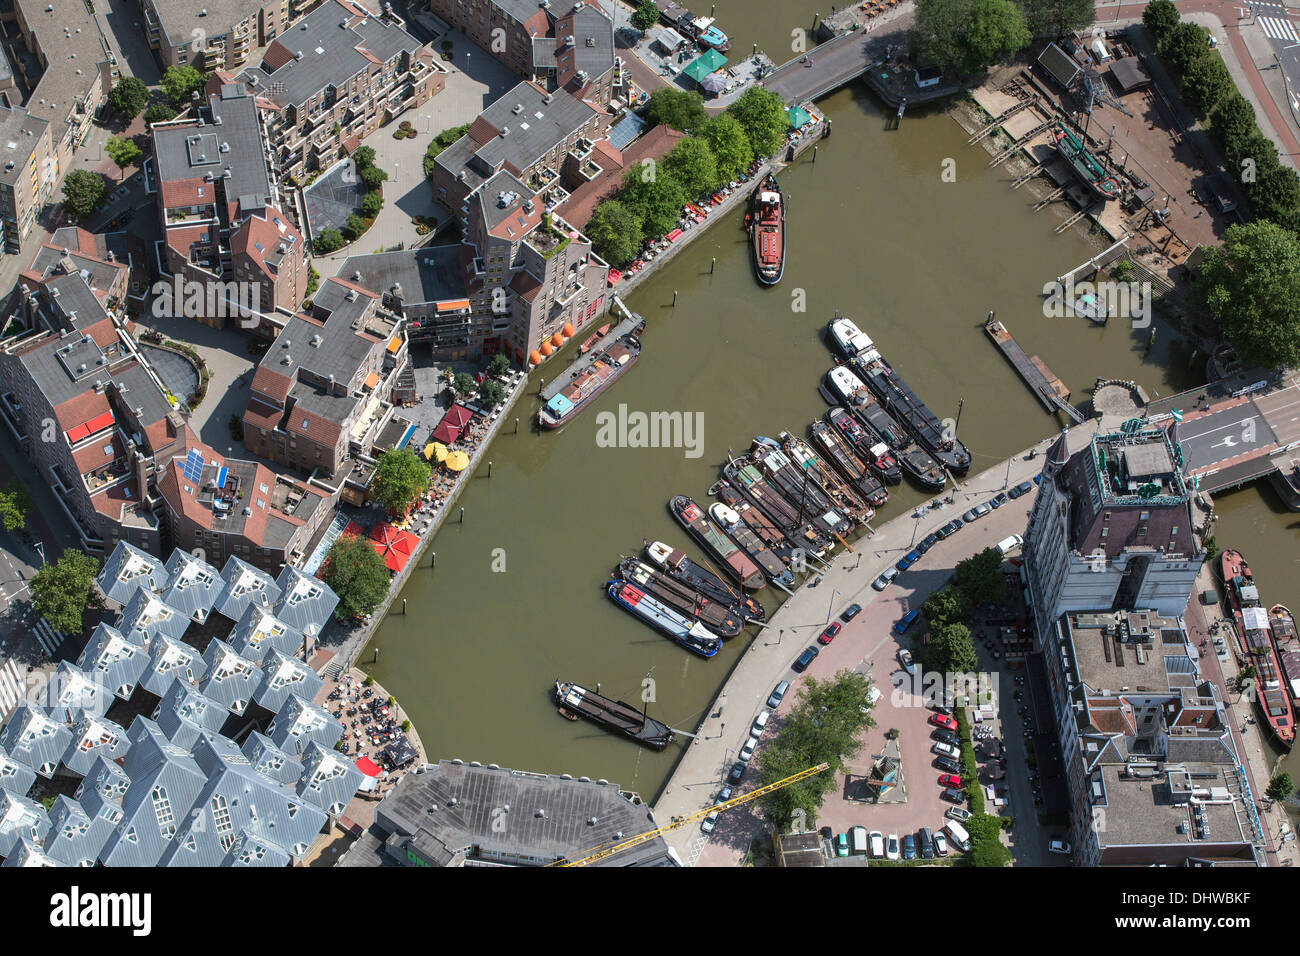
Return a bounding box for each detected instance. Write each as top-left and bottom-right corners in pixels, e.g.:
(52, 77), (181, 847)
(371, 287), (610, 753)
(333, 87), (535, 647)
(1067, 611), (1195, 696)
(13, 0), (108, 143)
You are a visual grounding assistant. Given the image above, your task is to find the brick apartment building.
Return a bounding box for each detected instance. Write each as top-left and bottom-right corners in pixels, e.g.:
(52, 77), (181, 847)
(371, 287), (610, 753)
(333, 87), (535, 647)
(140, 0), (328, 72)
(0, 103), (55, 256)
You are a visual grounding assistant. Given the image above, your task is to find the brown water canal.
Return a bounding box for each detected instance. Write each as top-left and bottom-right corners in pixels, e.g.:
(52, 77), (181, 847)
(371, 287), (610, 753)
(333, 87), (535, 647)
(362, 0), (1300, 795)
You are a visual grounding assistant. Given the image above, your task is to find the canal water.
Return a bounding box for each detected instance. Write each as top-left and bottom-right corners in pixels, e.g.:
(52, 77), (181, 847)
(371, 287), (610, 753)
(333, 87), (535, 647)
(362, 1), (1300, 795)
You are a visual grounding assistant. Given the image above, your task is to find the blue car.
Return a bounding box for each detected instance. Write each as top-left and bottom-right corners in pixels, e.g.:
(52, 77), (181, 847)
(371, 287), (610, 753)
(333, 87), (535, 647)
(896, 549), (922, 572)
(793, 646), (820, 673)
(1008, 480), (1034, 499)
(893, 608), (921, 635)
(902, 833), (917, 860)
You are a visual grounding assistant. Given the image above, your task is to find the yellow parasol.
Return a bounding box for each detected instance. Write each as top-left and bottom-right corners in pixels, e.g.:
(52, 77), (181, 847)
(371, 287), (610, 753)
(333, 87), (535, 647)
(424, 441), (448, 463)
(444, 450), (470, 472)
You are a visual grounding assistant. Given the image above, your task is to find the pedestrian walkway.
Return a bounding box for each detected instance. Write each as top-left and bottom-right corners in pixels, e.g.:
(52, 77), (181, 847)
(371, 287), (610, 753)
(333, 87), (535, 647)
(1258, 15), (1298, 42)
(0, 659), (23, 720)
(30, 617), (65, 658)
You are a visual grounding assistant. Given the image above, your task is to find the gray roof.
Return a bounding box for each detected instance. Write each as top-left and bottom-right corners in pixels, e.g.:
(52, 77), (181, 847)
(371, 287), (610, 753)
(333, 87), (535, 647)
(337, 246), (467, 307)
(145, 0), (259, 53)
(0, 704), (72, 777)
(44, 661), (110, 724)
(43, 271), (109, 332)
(239, 0), (424, 109)
(240, 732), (304, 787)
(267, 694), (342, 756)
(26, 242), (124, 300)
(273, 566), (338, 638)
(61, 714), (130, 777)
(76, 623), (149, 700)
(296, 741), (363, 816)
(0, 104), (48, 191)
(562, 5), (616, 86)
(475, 170), (536, 233)
(253, 650), (322, 714)
(229, 604), (305, 664)
(97, 541), (168, 605)
(0, 745), (38, 798)
(372, 760), (675, 866)
(0, 789), (51, 860)
(152, 89), (274, 216)
(1, 836), (62, 866)
(140, 634), (208, 698)
(160, 549), (221, 623)
(117, 588), (190, 647)
(42, 795), (113, 867)
(153, 681), (228, 750)
(198, 639), (259, 716)
(214, 555), (281, 622)
(72, 755), (129, 831)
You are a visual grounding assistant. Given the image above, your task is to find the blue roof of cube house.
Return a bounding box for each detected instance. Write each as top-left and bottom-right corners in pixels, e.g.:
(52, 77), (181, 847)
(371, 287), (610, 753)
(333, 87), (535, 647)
(0, 704), (72, 777)
(0, 788), (51, 859)
(214, 555), (281, 622)
(97, 541), (167, 605)
(153, 681), (228, 750)
(117, 587), (191, 647)
(198, 640), (259, 716)
(229, 604), (304, 664)
(253, 650), (322, 714)
(0, 744), (38, 797)
(160, 549), (221, 623)
(73, 755), (129, 831)
(77, 623), (149, 701)
(43, 794), (114, 867)
(61, 713), (130, 777)
(240, 732), (303, 787)
(1, 836), (60, 867)
(45, 661), (110, 724)
(295, 741), (364, 817)
(267, 693), (342, 756)
(273, 566), (338, 638)
(141, 634), (208, 698)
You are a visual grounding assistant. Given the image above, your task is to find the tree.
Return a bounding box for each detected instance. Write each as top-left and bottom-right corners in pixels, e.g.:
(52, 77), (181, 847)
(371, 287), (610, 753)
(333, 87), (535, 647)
(586, 199), (644, 267)
(1210, 94), (1257, 165)
(727, 87), (789, 158)
(361, 190), (383, 218)
(313, 229), (345, 253)
(1162, 21), (1210, 78)
(927, 621), (978, 676)
(955, 547), (1006, 607)
(967, 812), (1012, 866)
(922, 585), (970, 631)
(480, 380), (506, 406)
(1196, 220), (1300, 370)
(452, 371), (476, 397)
(143, 102), (178, 125)
(370, 447), (431, 516)
(663, 136), (719, 196)
(912, 0), (970, 71)
(631, 0), (659, 32)
(319, 534), (391, 621)
(105, 136), (142, 180)
(699, 113), (753, 181)
(621, 169), (686, 240)
(1267, 770), (1295, 803)
(107, 77), (148, 119)
(1142, 0), (1181, 48)
(61, 169), (107, 220)
(361, 164), (387, 190)
(644, 87), (708, 132)
(344, 213), (366, 240)
(1247, 163), (1300, 233)
(961, 0), (1031, 73)
(424, 123), (471, 178)
(0, 479), (33, 532)
(161, 65), (205, 105)
(353, 145), (376, 168)
(1180, 53), (1233, 119)
(1019, 0), (1095, 37)
(488, 352), (511, 377)
(30, 549), (101, 635)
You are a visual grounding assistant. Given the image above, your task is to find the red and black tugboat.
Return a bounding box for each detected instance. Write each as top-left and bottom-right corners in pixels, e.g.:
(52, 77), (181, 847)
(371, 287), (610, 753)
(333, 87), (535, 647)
(745, 173), (784, 286)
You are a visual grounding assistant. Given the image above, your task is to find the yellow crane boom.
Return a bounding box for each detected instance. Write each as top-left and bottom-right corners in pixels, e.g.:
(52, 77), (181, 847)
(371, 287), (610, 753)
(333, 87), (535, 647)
(551, 762), (831, 867)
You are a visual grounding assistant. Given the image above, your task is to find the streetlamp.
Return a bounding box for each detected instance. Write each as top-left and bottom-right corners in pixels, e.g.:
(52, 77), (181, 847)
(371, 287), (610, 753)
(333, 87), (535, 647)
(826, 587), (840, 624)
(778, 628), (784, 645)
(34, 541), (45, 567)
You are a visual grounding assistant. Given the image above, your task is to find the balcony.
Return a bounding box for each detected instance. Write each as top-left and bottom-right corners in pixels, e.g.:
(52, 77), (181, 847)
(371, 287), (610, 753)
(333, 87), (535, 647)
(84, 459), (130, 493)
(166, 205), (217, 227)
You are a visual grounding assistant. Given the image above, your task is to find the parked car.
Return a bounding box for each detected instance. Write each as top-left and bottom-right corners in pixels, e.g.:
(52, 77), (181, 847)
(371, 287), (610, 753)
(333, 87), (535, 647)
(869, 830), (885, 858)
(938, 773), (962, 789)
(841, 603), (862, 622)
(931, 728), (959, 746)
(752, 711), (772, 738)
(738, 737), (757, 762)
(996, 534), (1024, 557)
(701, 812), (719, 833)
(932, 831), (949, 856)
(1048, 838), (1072, 856)
(767, 681), (790, 708)
(989, 492), (1008, 509)
(941, 787), (966, 805)
(717, 785), (734, 803)
(835, 833), (850, 857)
(945, 806), (971, 823)
(932, 741), (959, 758)
(929, 703), (953, 716)
(896, 548), (922, 572)
(934, 756), (961, 774)
(902, 833), (917, 860)
(872, 567), (899, 590)
(893, 609), (921, 635)
(1008, 480), (1034, 499)
(918, 827), (935, 859)
(727, 761), (745, 785)
(898, 648), (917, 675)
(886, 833), (901, 861)
(818, 622), (841, 645)
(917, 532), (940, 554)
(961, 503), (991, 522)
(935, 518), (963, 539)
(929, 713), (958, 731)
(792, 646), (819, 672)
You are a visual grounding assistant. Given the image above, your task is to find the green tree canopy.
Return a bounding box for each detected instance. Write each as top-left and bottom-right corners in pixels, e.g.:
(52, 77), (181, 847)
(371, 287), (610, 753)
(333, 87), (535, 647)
(912, 0), (972, 71)
(30, 549), (101, 635)
(1019, 0), (1096, 37)
(61, 169), (107, 220)
(1196, 220), (1300, 370)
(361, 164), (388, 190)
(371, 447), (431, 516)
(1180, 53), (1233, 118)
(319, 534), (391, 621)
(360, 190), (383, 218)
(1249, 164), (1300, 233)
(1267, 770), (1295, 803)
(143, 103), (178, 125)
(1162, 20), (1210, 77)
(0, 479), (33, 532)
(480, 380), (506, 406)
(922, 585), (971, 631)
(644, 87), (708, 132)
(353, 145), (377, 168)
(727, 87), (788, 158)
(105, 136), (142, 179)
(631, 0), (660, 32)
(586, 199), (644, 267)
(313, 229), (345, 254)
(663, 136), (720, 196)
(488, 353), (512, 377)
(161, 65), (206, 104)
(344, 213), (367, 239)
(699, 113), (754, 181)
(961, 0), (1031, 73)
(621, 168), (686, 239)
(452, 371), (476, 396)
(107, 77), (149, 119)
(1210, 93), (1257, 167)
(1142, 0), (1181, 46)
(926, 621), (978, 676)
(955, 547), (1007, 607)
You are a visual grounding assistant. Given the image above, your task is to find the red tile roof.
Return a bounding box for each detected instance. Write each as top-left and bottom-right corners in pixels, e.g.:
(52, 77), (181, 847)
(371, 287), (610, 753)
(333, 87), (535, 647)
(563, 125), (684, 228)
(53, 391), (111, 432)
(251, 367), (292, 404)
(262, 41), (295, 72)
(73, 432), (125, 476)
(160, 178), (213, 208)
(509, 270), (543, 302)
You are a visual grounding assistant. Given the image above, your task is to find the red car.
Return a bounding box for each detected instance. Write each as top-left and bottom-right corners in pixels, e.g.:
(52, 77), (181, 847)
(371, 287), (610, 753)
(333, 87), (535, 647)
(939, 773), (962, 789)
(818, 622), (842, 645)
(929, 713), (958, 731)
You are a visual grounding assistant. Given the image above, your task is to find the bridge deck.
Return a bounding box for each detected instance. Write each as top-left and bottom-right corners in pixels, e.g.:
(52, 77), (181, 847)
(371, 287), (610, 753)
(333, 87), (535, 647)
(765, 32), (876, 105)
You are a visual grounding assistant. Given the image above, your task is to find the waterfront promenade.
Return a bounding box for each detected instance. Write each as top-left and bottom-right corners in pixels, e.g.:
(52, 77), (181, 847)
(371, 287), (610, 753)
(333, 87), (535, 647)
(651, 422), (1099, 866)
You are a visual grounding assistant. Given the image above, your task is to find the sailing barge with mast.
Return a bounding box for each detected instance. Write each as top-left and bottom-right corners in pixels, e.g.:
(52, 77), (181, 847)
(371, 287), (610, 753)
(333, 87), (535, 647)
(554, 680), (675, 750)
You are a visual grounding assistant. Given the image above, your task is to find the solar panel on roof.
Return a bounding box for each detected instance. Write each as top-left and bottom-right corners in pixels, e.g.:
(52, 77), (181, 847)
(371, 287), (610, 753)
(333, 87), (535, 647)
(182, 448), (205, 483)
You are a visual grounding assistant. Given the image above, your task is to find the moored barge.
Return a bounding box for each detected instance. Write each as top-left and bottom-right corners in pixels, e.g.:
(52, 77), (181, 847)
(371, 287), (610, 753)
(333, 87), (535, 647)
(555, 680), (675, 749)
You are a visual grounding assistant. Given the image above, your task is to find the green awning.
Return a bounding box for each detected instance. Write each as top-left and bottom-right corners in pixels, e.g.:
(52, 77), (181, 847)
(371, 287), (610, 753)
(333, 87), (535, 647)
(683, 49), (727, 83)
(787, 105), (812, 129)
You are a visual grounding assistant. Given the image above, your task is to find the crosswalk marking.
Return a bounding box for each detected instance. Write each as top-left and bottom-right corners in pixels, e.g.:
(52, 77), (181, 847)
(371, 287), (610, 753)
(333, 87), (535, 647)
(0, 659), (23, 720)
(31, 617), (65, 657)
(1259, 15), (1299, 42)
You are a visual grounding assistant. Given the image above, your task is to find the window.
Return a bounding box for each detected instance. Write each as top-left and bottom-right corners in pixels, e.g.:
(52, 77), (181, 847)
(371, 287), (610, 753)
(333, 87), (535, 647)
(151, 786), (174, 829)
(211, 794), (233, 838)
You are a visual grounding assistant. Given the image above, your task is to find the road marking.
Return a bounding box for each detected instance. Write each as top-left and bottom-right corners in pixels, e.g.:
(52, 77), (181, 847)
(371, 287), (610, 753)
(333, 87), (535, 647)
(31, 616), (64, 657)
(1259, 15), (1299, 41)
(0, 659), (23, 719)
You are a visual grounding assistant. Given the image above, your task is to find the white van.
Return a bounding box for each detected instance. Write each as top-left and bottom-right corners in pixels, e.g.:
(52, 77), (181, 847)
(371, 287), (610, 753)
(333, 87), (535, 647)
(868, 830), (885, 858)
(996, 534), (1023, 557)
(850, 825), (869, 856)
(944, 820), (971, 852)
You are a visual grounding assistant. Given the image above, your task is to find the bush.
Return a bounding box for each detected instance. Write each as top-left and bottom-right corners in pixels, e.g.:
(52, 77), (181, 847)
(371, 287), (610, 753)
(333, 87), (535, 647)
(364, 675), (375, 686)
(361, 190), (383, 218)
(314, 228), (345, 254)
(144, 103), (178, 125)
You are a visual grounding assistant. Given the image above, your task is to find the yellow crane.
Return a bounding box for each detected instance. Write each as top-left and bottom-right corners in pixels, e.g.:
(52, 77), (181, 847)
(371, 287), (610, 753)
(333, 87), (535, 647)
(550, 762), (831, 867)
